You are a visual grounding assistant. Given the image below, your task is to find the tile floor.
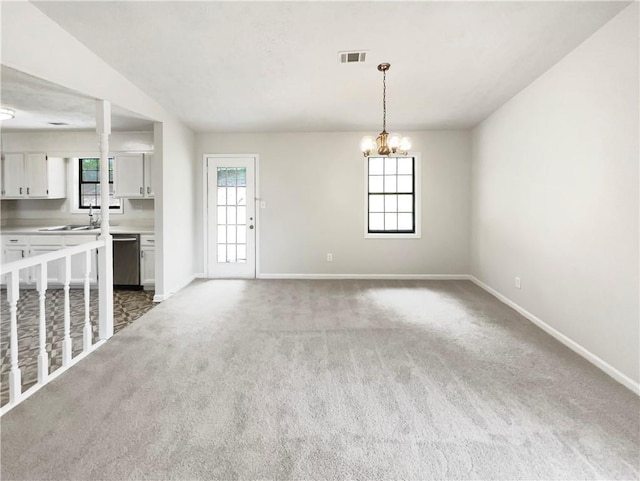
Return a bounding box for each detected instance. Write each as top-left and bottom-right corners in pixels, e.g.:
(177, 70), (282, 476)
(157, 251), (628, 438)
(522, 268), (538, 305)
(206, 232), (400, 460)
(0, 288), (155, 407)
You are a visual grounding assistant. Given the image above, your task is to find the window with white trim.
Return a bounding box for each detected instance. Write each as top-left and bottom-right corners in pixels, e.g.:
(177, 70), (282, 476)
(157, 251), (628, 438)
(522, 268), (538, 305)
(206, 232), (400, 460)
(78, 157), (121, 209)
(365, 155), (420, 238)
(69, 157), (123, 214)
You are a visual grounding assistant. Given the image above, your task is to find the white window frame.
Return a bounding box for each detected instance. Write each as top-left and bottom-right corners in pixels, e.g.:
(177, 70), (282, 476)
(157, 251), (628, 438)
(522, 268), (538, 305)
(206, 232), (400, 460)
(69, 156), (124, 214)
(363, 153), (421, 239)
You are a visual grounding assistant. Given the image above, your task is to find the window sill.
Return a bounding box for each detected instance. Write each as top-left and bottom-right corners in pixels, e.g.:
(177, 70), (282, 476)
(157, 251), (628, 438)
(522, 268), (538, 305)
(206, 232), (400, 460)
(69, 206), (124, 215)
(365, 233), (421, 239)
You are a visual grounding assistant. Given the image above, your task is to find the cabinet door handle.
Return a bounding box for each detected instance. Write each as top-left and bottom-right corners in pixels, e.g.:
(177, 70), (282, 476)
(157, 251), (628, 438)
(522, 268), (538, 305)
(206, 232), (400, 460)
(141, 251), (144, 258)
(26, 187), (30, 195)
(147, 187), (150, 194)
(140, 187), (143, 195)
(19, 187), (22, 195)
(21, 250), (25, 258)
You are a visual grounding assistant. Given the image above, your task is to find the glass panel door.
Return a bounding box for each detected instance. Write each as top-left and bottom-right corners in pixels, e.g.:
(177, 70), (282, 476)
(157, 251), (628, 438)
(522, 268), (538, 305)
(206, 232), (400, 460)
(207, 157), (256, 278)
(217, 167), (247, 263)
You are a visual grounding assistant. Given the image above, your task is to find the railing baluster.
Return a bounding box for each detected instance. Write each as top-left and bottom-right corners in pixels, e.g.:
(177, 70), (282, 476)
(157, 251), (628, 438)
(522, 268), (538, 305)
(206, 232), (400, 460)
(8, 271), (22, 404)
(36, 262), (49, 384)
(83, 250), (92, 353)
(62, 256), (72, 366)
(0, 238), (109, 416)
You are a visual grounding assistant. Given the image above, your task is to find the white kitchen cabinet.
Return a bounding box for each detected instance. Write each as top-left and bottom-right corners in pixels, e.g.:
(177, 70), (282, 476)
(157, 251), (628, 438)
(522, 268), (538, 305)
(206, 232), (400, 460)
(1, 234), (97, 287)
(114, 153), (154, 199)
(143, 153), (154, 198)
(27, 235), (64, 285)
(1, 240), (29, 285)
(66, 235), (99, 285)
(29, 247), (64, 285)
(114, 153), (143, 198)
(2, 153), (24, 198)
(0, 153), (66, 199)
(140, 234), (155, 288)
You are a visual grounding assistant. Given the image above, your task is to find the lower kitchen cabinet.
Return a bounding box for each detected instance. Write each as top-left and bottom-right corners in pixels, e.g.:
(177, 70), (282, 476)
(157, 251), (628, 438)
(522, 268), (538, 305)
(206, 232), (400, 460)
(28, 235), (65, 285)
(29, 247), (64, 285)
(66, 235), (99, 285)
(2, 244), (30, 285)
(1, 234), (98, 287)
(140, 234), (155, 288)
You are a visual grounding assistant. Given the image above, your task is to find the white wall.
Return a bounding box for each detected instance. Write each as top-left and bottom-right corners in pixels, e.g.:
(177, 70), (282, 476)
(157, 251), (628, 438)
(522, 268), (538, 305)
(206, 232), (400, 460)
(196, 131), (471, 276)
(471, 4), (639, 386)
(153, 120), (198, 299)
(1, 2), (197, 300)
(1, 131), (154, 225)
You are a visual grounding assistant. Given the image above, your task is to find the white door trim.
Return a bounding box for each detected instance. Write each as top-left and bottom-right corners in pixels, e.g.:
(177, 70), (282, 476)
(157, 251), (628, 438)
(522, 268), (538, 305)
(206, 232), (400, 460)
(202, 154), (260, 278)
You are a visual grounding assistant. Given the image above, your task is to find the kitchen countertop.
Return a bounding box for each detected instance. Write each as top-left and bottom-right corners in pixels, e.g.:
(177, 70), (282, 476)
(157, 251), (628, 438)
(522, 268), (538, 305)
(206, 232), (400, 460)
(1, 225), (155, 235)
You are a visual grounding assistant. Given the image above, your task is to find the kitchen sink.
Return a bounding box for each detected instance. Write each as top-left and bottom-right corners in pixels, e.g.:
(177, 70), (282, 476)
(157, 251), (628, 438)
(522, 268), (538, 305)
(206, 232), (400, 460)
(38, 225), (99, 232)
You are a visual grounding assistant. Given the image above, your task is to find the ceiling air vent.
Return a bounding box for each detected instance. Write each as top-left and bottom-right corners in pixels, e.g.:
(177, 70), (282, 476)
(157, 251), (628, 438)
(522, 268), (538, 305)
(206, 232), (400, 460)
(338, 51), (367, 64)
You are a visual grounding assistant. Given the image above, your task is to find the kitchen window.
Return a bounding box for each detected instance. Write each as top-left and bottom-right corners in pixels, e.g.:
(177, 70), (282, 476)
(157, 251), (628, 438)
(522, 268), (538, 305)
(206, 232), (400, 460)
(78, 157), (121, 210)
(365, 155), (421, 238)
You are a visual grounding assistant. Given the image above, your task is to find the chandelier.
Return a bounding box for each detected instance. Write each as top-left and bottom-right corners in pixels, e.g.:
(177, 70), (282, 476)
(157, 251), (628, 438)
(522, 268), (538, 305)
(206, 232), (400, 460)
(360, 63), (411, 157)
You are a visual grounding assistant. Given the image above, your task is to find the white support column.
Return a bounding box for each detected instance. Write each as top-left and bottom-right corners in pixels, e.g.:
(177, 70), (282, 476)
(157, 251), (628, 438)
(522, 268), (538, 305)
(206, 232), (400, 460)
(8, 272), (22, 404)
(36, 262), (49, 384)
(62, 256), (72, 367)
(83, 250), (92, 352)
(97, 100), (114, 340)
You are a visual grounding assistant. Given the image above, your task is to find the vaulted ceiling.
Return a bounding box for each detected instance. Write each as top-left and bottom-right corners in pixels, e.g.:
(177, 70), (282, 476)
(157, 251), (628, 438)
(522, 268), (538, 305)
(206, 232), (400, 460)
(7, 1), (632, 132)
(1, 66), (154, 132)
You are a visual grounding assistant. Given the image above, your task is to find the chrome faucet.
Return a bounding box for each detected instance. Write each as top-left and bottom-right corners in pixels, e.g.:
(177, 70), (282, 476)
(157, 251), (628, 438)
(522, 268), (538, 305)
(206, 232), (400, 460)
(88, 204), (100, 228)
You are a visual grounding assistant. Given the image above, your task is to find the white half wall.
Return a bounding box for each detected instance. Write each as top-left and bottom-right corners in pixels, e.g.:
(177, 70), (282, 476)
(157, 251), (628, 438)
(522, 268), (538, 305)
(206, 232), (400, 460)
(196, 131), (471, 276)
(1, 2), (197, 300)
(471, 4), (639, 384)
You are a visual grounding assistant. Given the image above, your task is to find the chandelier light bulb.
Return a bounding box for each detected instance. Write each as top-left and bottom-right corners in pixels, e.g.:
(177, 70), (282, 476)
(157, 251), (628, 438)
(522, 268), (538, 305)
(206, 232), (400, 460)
(399, 136), (412, 154)
(360, 136), (375, 156)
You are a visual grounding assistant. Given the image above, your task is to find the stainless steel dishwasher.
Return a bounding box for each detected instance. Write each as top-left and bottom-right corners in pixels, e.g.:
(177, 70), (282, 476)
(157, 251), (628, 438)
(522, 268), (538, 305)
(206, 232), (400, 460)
(112, 234), (141, 289)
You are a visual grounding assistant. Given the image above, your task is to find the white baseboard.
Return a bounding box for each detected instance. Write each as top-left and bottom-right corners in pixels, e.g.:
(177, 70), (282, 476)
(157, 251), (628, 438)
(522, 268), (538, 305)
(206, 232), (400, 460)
(257, 273), (469, 280)
(468, 276), (640, 396)
(153, 274), (197, 303)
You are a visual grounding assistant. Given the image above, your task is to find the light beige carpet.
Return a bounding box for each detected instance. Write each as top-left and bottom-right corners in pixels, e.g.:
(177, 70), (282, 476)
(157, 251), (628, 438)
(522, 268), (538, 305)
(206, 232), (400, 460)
(1, 279), (638, 480)
(0, 289), (156, 407)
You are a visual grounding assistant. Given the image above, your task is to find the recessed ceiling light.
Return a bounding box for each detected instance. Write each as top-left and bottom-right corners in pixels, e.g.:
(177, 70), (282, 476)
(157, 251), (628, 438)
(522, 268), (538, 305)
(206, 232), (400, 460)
(0, 108), (15, 120)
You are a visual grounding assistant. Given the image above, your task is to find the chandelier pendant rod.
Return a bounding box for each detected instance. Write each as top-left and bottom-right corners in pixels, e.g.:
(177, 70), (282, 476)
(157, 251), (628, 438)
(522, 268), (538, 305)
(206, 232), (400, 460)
(382, 67), (386, 133)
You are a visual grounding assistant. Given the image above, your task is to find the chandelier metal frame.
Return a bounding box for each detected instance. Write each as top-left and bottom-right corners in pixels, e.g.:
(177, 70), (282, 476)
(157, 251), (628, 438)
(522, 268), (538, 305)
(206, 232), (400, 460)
(360, 63), (411, 157)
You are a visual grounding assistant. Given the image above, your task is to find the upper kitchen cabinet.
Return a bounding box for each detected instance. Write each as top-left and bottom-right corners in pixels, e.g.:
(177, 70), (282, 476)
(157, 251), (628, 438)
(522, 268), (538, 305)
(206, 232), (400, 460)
(144, 153), (154, 197)
(1, 153), (66, 199)
(113, 153), (154, 198)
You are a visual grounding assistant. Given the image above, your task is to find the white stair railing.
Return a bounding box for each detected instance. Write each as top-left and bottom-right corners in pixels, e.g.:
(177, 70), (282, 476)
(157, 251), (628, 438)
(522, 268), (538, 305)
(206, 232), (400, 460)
(36, 262), (48, 384)
(1, 239), (108, 415)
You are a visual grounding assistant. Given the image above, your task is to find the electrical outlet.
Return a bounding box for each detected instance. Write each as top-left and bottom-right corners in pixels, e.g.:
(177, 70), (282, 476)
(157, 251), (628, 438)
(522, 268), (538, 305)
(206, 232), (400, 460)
(327, 253), (333, 262)
(515, 277), (521, 289)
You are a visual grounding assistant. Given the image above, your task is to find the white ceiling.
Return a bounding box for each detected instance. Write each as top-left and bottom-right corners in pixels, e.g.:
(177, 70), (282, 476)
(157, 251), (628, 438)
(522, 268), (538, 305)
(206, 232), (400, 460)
(0, 66), (154, 132)
(21, 1), (632, 132)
